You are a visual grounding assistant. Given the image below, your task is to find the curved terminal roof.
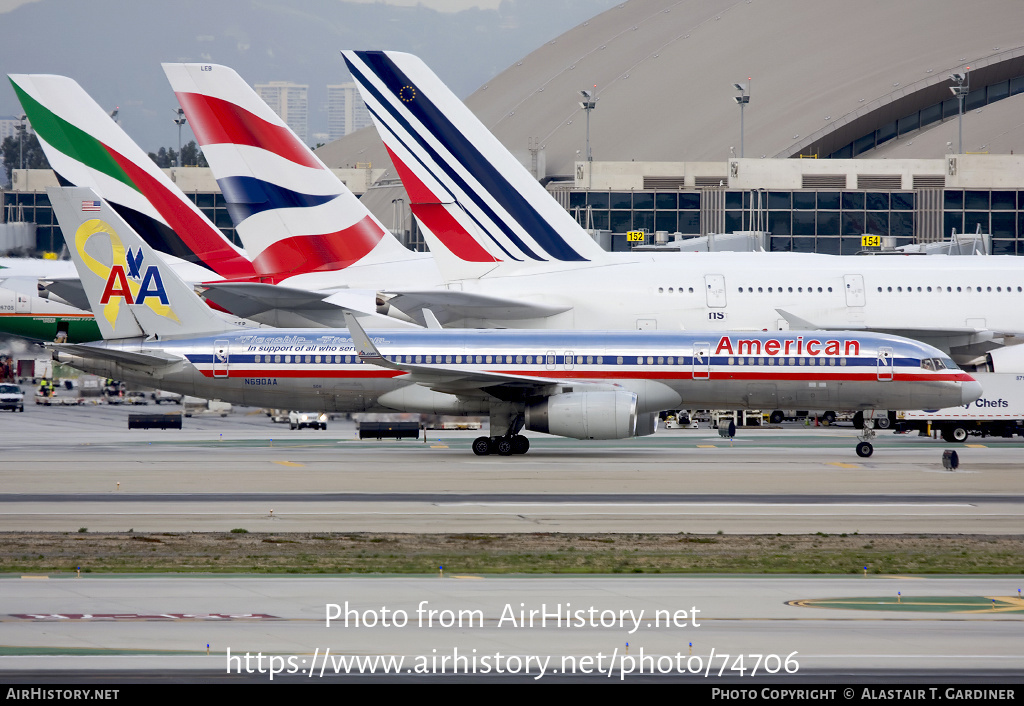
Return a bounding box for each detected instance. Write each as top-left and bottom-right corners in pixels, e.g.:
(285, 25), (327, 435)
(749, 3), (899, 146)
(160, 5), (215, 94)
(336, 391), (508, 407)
(320, 0), (1024, 182)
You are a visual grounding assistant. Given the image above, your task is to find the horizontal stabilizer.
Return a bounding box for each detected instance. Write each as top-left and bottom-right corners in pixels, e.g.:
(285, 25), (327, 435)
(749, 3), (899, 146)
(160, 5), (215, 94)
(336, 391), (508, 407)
(41, 278), (90, 311)
(49, 343), (181, 368)
(383, 289), (571, 326)
(199, 282), (418, 328)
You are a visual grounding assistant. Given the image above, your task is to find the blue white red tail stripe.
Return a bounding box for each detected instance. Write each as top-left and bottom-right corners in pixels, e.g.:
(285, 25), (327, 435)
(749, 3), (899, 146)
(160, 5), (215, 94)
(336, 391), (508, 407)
(216, 176), (338, 225)
(164, 62), (412, 275)
(343, 50), (606, 264)
(175, 91), (321, 169)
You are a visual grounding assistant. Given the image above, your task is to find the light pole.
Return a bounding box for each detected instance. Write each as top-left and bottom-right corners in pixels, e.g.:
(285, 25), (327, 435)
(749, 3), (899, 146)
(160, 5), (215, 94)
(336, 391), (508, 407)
(733, 81), (750, 158)
(949, 69), (969, 154)
(173, 108), (187, 167)
(578, 88), (596, 162)
(15, 114), (27, 170)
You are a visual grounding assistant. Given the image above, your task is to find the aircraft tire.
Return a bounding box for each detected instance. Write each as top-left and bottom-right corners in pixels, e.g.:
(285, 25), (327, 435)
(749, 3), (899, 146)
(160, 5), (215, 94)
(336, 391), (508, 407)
(856, 441), (873, 458)
(496, 437), (514, 456)
(511, 435), (530, 454)
(472, 436), (492, 456)
(822, 411), (837, 425)
(769, 410), (784, 425)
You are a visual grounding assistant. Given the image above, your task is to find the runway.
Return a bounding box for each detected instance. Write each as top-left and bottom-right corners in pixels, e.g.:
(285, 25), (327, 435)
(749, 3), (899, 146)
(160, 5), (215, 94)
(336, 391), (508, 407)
(0, 404), (1022, 533)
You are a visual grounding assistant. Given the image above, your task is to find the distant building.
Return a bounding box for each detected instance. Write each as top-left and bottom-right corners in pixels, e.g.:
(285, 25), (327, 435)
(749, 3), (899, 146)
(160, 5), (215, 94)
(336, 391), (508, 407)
(327, 83), (371, 141)
(0, 116), (29, 143)
(254, 81), (308, 143)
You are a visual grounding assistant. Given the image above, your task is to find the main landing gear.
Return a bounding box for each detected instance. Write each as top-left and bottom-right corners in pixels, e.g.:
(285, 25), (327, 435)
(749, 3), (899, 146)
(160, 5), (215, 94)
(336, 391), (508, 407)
(472, 435), (530, 456)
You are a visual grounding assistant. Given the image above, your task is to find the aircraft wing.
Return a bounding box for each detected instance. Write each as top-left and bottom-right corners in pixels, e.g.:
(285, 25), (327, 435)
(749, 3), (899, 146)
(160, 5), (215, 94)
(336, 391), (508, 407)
(381, 290), (571, 326)
(775, 309), (994, 336)
(48, 344), (183, 368)
(344, 312), (606, 399)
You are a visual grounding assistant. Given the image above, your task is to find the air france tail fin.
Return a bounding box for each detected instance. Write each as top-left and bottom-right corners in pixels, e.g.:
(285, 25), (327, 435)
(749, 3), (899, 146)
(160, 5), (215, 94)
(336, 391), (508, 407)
(50, 186), (242, 340)
(8, 74), (257, 281)
(162, 63), (416, 277)
(341, 50), (609, 281)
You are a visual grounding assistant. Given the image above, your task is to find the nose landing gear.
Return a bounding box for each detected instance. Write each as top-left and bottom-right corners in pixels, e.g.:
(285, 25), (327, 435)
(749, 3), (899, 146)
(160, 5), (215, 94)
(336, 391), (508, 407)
(855, 427), (875, 457)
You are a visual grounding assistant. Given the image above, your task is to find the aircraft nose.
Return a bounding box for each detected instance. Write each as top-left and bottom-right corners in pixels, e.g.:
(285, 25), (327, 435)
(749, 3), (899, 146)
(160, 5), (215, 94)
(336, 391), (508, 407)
(961, 378), (983, 406)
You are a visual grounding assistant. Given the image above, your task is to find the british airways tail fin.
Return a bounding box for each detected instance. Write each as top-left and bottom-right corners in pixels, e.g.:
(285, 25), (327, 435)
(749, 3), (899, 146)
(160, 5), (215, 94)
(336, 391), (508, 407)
(8, 74), (257, 281)
(162, 63), (417, 277)
(50, 186), (243, 340)
(341, 50), (609, 281)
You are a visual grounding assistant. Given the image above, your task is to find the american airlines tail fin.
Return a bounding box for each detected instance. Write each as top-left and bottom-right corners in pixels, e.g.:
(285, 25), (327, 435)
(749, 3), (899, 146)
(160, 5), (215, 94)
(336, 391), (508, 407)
(51, 187), (242, 340)
(341, 50), (609, 281)
(8, 74), (257, 281)
(162, 63), (417, 277)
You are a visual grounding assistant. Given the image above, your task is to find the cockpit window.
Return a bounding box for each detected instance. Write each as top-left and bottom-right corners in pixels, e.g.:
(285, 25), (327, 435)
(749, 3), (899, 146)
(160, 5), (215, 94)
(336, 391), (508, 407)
(921, 359), (935, 371)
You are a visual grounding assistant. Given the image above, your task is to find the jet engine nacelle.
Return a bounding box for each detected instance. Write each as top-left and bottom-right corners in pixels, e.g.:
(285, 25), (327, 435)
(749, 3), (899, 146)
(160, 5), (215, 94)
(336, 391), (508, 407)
(985, 344), (1024, 373)
(525, 390), (637, 440)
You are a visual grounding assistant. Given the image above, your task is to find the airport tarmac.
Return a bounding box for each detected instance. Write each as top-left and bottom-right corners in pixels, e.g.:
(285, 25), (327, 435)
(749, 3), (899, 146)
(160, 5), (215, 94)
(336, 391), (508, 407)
(1, 405), (1022, 682)
(1, 575), (1022, 680)
(0, 404), (1022, 533)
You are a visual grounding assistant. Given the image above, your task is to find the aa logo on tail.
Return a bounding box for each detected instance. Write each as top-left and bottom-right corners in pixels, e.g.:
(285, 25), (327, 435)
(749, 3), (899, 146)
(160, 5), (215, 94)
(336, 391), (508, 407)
(75, 219), (180, 332)
(99, 246), (169, 307)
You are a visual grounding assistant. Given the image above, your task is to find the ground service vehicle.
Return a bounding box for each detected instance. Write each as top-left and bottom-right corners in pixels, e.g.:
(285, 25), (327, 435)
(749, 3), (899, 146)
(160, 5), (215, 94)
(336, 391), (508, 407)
(895, 373), (1024, 441)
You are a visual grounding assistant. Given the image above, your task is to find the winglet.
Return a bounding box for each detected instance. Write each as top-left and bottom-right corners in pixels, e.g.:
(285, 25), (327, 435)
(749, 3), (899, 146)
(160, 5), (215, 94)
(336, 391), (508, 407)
(775, 309), (820, 331)
(343, 310), (388, 364)
(422, 308), (442, 330)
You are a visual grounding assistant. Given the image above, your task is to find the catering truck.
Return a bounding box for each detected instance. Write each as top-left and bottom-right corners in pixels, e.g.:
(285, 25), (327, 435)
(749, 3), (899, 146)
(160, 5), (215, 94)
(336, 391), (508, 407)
(894, 373), (1024, 442)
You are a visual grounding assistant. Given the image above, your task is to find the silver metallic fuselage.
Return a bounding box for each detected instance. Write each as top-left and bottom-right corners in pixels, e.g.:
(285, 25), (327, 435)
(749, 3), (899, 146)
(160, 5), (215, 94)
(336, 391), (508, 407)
(53, 328), (980, 417)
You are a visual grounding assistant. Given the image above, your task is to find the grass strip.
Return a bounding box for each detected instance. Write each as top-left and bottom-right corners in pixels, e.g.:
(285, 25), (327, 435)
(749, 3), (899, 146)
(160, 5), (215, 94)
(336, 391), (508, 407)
(1, 532), (1021, 575)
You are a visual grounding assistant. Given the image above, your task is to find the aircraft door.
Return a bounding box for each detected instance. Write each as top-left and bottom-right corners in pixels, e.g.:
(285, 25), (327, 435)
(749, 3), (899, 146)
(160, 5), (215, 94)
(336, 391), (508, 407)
(564, 350), (574, 370)
(844, 274), (866, 307)
(704, 275), (727, 308)
(876, 347), (893, 381)
(693, 342), (710, 380)
(213, 339), (230, 378)
(545, 350), (556, 370)
(15, 293), (29, 313)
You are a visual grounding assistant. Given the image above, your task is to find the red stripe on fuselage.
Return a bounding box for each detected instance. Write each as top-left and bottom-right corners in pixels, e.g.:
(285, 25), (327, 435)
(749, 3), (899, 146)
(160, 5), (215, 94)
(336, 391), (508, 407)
(249, 215), (385, 277)
(104, 146), (257, 280)
(175, 92), (321, 169)
(199, 368), (407, 379)
(196, 367), (968, 383)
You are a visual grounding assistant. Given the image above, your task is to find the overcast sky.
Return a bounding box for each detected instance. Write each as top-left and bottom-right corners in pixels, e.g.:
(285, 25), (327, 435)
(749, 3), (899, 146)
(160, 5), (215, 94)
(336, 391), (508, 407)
(0, 0), (613, 151)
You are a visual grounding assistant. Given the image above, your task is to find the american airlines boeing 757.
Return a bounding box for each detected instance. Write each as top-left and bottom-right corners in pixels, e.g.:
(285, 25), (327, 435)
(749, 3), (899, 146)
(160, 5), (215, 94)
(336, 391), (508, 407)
(48, 186), (979, 456)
